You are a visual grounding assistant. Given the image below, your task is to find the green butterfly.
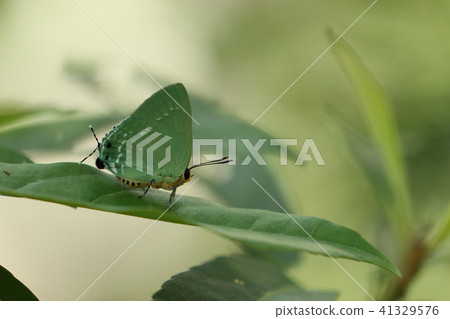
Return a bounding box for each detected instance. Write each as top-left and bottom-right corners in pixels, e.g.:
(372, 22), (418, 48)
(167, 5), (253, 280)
(81, 83), (230, 205)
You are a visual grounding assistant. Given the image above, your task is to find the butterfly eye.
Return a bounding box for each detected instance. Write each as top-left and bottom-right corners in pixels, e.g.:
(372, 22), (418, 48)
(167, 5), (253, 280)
(105, 142), (112, 148)
(183, 169), (191, 180)
(95, 157), (105, 169)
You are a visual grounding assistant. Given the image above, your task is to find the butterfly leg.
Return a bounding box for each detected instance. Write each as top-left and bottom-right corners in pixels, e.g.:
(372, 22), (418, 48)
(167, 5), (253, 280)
(168, 187), (177, 207)
(138, 179), (154, 198)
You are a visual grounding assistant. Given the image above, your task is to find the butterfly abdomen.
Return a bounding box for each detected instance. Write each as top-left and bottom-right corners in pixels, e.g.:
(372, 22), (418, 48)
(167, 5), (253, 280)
(115, 174), (189, 191)
(115, 176), (149, 188)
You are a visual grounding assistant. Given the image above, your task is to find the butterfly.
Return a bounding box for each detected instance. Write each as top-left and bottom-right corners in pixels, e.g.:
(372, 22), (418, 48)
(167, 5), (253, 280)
(81, 83), (230, 205)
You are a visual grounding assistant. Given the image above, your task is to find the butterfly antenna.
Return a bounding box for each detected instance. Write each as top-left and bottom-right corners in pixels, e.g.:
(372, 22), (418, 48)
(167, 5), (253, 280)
(89, 125), (101, 146)
(80, 125), (100, 163)
(188, 156), (232, 170)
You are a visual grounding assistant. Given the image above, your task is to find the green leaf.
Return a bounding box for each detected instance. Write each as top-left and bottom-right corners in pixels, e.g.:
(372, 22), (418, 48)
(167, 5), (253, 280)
(0, 162), (400, 276)
(0, 265), (38, 301)
(0, 144), (33, 164)
(153, 255), (337, 301)
(329, 30), (414, 241)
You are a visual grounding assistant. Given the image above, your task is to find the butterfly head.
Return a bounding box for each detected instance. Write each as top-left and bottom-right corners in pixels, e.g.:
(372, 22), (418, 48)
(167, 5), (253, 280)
(183, 168), (192, 183)
(95, 139), (115, 170)
(95, 157), (106, 169)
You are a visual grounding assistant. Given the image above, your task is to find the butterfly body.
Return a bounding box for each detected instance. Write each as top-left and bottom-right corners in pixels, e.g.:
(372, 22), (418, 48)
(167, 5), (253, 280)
(82, 83), (230, 205)
(114, 172), (191, 190)
(91, 83), (192, 201)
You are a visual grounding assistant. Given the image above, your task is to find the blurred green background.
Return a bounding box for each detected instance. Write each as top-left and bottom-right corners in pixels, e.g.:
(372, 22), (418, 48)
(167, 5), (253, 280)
(0, 0), (449, 300)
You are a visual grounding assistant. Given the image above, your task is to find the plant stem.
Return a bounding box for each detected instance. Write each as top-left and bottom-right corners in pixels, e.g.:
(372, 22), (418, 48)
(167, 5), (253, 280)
(382, 236), (428, 300)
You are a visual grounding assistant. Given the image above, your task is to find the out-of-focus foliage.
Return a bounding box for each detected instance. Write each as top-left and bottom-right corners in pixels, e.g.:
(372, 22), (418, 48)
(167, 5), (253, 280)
(153, 255), (338, 301)
(328, 30), (413, 243)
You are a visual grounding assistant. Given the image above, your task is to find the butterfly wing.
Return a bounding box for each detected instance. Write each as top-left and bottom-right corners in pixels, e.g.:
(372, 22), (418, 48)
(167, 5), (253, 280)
(99, 83), (192, 182)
